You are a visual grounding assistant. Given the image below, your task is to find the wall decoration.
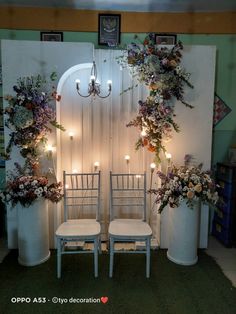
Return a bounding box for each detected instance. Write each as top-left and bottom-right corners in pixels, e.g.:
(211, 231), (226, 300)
(40, 32), (63, 42)
(155, 34), (177, 45)
(213, 93), (231, 127)
(117, 33), (193, 162)
(98, 14), (121, 46)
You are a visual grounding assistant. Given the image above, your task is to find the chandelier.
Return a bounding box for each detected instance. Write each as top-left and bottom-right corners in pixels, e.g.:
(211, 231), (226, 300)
(75, 61), (112, 98)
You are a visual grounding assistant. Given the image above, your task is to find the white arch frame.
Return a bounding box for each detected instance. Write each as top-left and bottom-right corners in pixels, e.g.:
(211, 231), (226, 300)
(54, 63), (93, 233)
(56, 63), (93, 182)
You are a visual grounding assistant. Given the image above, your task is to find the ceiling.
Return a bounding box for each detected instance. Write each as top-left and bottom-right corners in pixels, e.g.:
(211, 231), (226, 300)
(0, 0), (236, 13)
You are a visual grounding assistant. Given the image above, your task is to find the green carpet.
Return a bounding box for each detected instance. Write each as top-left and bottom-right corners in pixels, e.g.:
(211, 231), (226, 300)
(0, 249), (236, 314)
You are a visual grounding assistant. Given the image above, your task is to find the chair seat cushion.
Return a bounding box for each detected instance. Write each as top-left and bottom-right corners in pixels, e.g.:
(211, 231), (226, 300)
(108, 219), (152, 237)
(56, 219), (101, 237)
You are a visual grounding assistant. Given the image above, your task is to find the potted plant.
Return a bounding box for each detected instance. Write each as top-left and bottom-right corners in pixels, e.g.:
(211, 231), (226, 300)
(150, 155), (218, 265)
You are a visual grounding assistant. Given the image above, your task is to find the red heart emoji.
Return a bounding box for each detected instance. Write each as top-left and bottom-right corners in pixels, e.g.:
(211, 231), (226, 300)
(101, 296), (108, 304)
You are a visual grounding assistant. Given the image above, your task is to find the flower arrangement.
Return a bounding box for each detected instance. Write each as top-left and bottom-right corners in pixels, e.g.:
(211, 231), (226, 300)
(2, 163), (63, 207)
(1, 73), (65, 207)
(150, 156), (218, 213)
(2, 72), (64, 171)
(117, 33), (193, 162)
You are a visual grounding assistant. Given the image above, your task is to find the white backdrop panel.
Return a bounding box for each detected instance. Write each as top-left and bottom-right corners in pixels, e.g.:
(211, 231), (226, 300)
(1, 40), (93, 248)
(160, 45), (216, 248)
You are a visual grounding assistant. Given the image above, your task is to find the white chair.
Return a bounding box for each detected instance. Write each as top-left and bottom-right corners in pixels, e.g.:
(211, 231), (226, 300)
(55, 171), (101, 278)
(108, 172), (152, 278)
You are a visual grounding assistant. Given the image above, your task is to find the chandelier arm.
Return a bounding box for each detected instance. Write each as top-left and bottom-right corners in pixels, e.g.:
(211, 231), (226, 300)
(96, 91), (112, 99)
(76, 90), (91, 98)
(76, 61), (111, 99)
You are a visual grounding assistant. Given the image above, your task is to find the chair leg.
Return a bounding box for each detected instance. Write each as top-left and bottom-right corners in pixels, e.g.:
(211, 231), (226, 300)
(94, 237), (98, 278)
(57, 238), (62, 279)
(98, 236), (102, 254)
(146, 237), (151, 278)
(109, 237), (114, 278)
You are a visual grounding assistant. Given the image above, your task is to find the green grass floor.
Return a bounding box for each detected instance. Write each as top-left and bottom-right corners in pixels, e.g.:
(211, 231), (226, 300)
(0, 249), (236, 314)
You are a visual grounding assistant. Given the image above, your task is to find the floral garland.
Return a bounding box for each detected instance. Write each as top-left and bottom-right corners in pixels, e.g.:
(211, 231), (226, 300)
(3, 72), (64, 172)
(117, 33), (193, 162)
(1, 73), (64, 206)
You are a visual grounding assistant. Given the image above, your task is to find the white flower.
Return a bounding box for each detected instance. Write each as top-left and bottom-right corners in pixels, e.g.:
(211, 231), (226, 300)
(34, 188), (41, 195)
(38, 187), (43, 193)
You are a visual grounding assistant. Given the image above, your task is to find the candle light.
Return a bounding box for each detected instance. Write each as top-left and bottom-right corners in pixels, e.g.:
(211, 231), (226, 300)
(68, 131), (74, 140)
(46, 144), (54, 152)
(94, 161), (100, 172)
(165, 152), (172, 175)
(150, 162), (156, 173)
(141, 129), (147, 137)
(165, 152), (172, 161)
(46, 144), (55, 156)
(124, 155), (130, 173)
(124, 155), (130, 161)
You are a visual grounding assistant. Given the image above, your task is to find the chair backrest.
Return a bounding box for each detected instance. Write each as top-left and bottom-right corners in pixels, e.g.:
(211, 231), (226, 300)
(109, 172), (147, 221)
(63, 171), (101, 221)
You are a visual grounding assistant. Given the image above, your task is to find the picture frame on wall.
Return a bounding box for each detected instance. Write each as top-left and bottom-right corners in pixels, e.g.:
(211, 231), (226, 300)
(155, 34), (177, 45)
(40, 32), (63, 42)
(98, 14), (121, 46)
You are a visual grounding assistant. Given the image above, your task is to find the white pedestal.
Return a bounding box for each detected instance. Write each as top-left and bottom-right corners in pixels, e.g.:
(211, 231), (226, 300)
(17, 198), (50, 266)
(167, 200), (200, 265)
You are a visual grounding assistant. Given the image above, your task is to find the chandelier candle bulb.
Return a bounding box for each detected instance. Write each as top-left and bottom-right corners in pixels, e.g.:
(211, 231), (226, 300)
(107, 80), (112, 91)
(90, 75), (96, 83)
(75, 79), (80, 90)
